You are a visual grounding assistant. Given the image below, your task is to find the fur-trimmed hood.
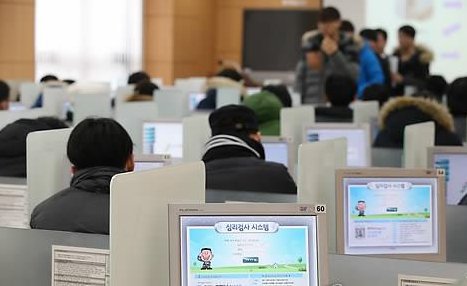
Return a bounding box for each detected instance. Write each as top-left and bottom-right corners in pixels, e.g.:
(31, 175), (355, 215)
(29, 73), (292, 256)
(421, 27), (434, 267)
(394, 45), (434, 64)
(379, 96), (455, 132)
(204, 77), (245, 96)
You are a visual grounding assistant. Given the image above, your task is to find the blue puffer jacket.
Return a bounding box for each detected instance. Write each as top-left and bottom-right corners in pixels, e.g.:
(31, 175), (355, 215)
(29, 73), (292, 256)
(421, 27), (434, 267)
(357, 42), (385, 98)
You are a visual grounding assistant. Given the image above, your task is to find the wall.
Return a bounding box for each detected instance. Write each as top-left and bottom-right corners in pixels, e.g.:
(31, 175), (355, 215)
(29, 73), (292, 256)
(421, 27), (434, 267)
(0, 0), (35, 80)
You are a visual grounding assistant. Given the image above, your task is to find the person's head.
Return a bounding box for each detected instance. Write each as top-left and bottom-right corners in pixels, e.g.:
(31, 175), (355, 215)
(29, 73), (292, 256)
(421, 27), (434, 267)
(447, 77), (467, 116)
(261, 84), (292, 107)
(303, 42), (323, 71)
(317, 6), (341, 38)
(244, 91), (282, 133)
(67, 118), (134, 172)
(375, 28), (388, 54)
(36, 117), (68, 129)
(398, 25), (416, 50)
(40, 74), (59, 83)
(340, 20), (355, 38)
(359, 28), (378, 50)
(324, 74), (357, 107)
(216, 68), (243, 82)
(362, 84), (391, 107)
(208, 105), (260, 142)
(128, 71), (150, 85)
(0, 80), (10, 110)
(424, 75), (448, 103)
(134, 81), (159, 96)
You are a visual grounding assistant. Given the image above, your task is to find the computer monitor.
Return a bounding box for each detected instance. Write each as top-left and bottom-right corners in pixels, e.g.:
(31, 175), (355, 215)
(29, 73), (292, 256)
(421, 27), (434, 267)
(169, 203), (328, 286)
(427, 146), (467, 205)
(304, 123), (371, 167)
(336, 168), (446, 262)
(133, 154), (171, 172)
(262, 136), (293, 168)
(142, 120), (183, 158)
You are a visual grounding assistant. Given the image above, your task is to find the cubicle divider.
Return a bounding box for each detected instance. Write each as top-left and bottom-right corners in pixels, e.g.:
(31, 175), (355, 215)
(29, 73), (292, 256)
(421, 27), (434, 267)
(404, 121), (435, 168)
(72, 92), (112, 125)
(19, 82), (42, 107)
(27, 128), (72, 213)
(42, 87), (68, 118)
(0, 108), (48, 129)
(216, 87), (241, 108)
(110, 162), (205, 286)
(352, 100), (379, 125)
(371, 147), (403, 167)
(297, 139), (347, 253)
(182, 114), (211, 162)
(155, 89), (190, 119)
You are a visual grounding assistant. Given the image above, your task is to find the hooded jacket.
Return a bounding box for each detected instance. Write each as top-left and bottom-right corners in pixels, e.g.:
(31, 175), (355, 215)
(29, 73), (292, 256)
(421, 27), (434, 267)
(202, 134), (296, 194)
(244, 91), (283, 136)
(374, 97), (462, 148)
(30, 167), (123, 234)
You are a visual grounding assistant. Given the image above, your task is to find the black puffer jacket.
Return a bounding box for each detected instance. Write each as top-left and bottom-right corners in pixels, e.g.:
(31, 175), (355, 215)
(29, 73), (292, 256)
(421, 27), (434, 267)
(315, 106), (353, 123)
(374, 97), (462, 148)
(0, 118), (67, 177)
(202, 134), (297, 194)
(30, 167), (123, 234)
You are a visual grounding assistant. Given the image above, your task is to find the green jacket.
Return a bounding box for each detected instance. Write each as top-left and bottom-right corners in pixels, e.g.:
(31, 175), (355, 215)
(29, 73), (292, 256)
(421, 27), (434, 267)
(244, 91), (283, 136)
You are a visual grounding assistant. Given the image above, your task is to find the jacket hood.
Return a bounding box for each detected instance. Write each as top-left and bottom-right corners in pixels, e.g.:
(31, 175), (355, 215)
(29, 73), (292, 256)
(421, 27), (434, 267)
(394, 45), (434, 64)
(202, 134), (265, 163)
(71, 166), (124, 194)
(379, 96), (455, 132)
(244, 91), (282, 124)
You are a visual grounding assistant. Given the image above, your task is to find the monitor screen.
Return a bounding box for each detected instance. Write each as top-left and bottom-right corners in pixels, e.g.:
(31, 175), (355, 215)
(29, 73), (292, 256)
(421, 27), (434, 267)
(133, 161), (166, 172)
(142, 122), (183, 158)
(263, 142), (289, 167)
(433, 153), (467, 205)
(342, 177), (439, 255)
(305, 128), (368, 167)
(178, 215), (319, 286)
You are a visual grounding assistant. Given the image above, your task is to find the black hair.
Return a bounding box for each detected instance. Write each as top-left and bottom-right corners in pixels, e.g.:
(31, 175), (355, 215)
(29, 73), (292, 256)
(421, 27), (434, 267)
(318, 6), (341, 23)
(62, 79), (76, 85)
(424, 75), (448, 103)
(362, 84), (391, 107)
(128, 71), (150, 85)
(399, 25), (416, 38)
(40, 74), (59, 83)
(447, 77), (467, 116)
(359, 28), (378, 42)
(325, 74), (356, 107)
(216, 69), (243, 82)
(0, 80), (10, 102)
(340, 20), (355, 33)
(36, 117), (68, 129)
(375, 28), (388, 41)
(67, 118), (133, 170)
(200, 248), (212, 252)
(262, 84), (292, 107)
(134, 81), (159, 96)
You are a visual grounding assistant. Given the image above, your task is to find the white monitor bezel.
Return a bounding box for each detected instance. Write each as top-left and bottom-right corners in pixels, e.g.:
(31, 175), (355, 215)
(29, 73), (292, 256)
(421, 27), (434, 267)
(335, 168), (446, 262)
(142, 119), (184, 157)
(261, 136), (295, 177)
(302, 123), (371, 167)
(168, 203), (329, 286)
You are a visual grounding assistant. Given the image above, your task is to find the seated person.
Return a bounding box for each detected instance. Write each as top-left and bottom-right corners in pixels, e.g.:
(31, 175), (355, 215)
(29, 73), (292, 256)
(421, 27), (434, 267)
(0, 80), (10, 110)
(244, 91), (283, 136)
(126, 81), (159, 102)
(128, 71), (150, 85)
(202, 105), (296, 194)
(362, 83), (391, 107)
(197, 68), (245, 110)
(30, 118), (134, 234)
(374, 97), (462, 148)
(422, 75), (447, 103)
(447, 77), (467, 141)
(315, 74), (355, 123)
(262, 84), (292, 108)
(31, 74), (62, 108)
(0, 117), (68, 177)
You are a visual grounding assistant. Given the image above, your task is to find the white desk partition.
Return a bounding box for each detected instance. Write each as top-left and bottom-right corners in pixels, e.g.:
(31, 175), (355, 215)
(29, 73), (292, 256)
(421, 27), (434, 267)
(114, 101), (159, 154)
(0, 108), (48, 129)
(182, 114), (211, 162)
(72, 93), (112, 125)
(42, 87), (68, 118)
(19, 82), (42, 107)
(404, 121), (435, 168)
(280, 106), (315, 164)
(27, 128), (73, 212)
(174, 77), (206, 93)
(155, 89), (190, 119)
(353, 100), (379, 124)
(297, 138), (347, 253)
(110, 162), (205, 286)
(216, 87), (241, 108)
(114, 85), (135, 104)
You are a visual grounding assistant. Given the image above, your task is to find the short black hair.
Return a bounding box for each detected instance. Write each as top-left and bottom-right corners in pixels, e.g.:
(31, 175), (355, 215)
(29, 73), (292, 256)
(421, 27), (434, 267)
(0, 80), (10, 102)
(399, 25), (416, 38)
(318, 6), (341, 23)
(362, 84), (391, 107)
(340, 20), (355, 33)
(447, 77), (467, 116)
(424, 75), (448, 102)
(36, 117), (68, 129)
(128, 71), (150, 85)
(262, 84), (292, 108)
(325, 74), (356, 107)
(67, 118), (133, 170)
(359, 29), (378, 42)
(62, 79), (76, 85)
(40, 74), (59, 83)
(134, 81), (159, 96)
(216, 69), (243, 82)
(375, 28), (388, 41)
